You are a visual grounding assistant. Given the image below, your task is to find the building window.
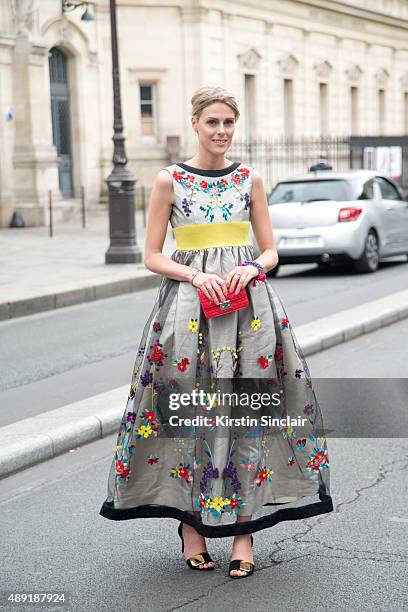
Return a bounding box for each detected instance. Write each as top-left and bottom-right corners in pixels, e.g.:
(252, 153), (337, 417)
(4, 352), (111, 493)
(351, 86), (359, 134)
(139, 84), (156, 141)
(244, 74), (256, 138)
(378, 89), (385, 135)
(284, 78), (294, 137)
(319, 82), (328, 135)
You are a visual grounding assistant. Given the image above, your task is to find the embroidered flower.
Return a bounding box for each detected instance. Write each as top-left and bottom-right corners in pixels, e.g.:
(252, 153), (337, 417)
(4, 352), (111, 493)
(170, 463), (193, 483)
(258, 354), (273, 369)
(296, 438), (307, 451)
(287, 455), (296, 466)
(200, 461), (219, 493)
(127, 411), (136, 423)
(222, 460), (241, 493)
(148, 342), (167, 370)
(295, 368), (303, 379)
(153, 321), (162, 332)
(137, 424), (152, 438)
(251, 316), (261, 331)
(147, 455), (159, 465)
(115, 459), (131, 480)
(181, 197), (192, 216)
(188, 318), (199, 333)
(304, 403), (314, 416)
(306, 447), (329, 473)
(174, 357), (190, 372)
(241, 457), (257, 472)
(255, 466), (274, 486)
(140, 370), (153, 387)
(196, 493), (245, 516)
(280, 317), (289, 329)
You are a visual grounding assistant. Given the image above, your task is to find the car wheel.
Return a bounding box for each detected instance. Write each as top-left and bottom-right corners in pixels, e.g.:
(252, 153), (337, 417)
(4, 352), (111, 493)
(354, 230), (379, 273)
(267, 264), (280, 277)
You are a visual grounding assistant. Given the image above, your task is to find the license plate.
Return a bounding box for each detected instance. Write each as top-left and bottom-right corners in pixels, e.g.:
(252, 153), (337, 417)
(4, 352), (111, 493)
(279, 236), (320, 246)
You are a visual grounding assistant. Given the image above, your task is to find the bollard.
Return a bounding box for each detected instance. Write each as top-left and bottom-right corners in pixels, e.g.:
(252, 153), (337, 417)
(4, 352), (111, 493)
(48, 189), (53, 237)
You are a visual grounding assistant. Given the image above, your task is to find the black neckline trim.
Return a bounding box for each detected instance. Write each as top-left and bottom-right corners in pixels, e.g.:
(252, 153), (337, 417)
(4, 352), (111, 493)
(176, 161), (241, 177)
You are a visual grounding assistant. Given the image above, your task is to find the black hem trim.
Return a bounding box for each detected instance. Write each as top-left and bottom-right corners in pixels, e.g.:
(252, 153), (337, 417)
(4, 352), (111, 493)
(175, 161), (241, 177)
(99, 492), (334, 538)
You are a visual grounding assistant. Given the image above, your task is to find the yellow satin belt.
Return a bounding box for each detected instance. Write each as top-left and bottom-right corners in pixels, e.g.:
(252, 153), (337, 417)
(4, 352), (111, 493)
(173, 221), (251, 251)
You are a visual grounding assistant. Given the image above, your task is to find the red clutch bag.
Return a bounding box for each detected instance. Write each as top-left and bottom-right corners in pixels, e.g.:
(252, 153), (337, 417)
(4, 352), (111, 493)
(197, 287), (249, 318)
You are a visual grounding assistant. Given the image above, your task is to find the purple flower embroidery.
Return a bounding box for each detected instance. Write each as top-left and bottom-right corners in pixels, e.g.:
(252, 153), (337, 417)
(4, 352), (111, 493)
(200, 461), (219, 493)
(140, 370), (153, 387)
(222, 460), (241, 493)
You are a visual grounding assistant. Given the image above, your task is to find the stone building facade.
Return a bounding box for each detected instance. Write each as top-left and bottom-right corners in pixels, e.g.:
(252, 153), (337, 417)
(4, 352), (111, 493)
(1, 0), (408, 226)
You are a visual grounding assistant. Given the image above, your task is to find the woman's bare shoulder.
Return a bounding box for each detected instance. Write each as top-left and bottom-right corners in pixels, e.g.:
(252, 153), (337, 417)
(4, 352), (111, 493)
(153, 168), (174, 191)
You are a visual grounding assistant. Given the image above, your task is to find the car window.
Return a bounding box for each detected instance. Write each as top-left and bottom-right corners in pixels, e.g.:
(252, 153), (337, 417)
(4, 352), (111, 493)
(376, 177), (401, 201)
(355, 179), (375, 200)
(269, 180), (352, 204)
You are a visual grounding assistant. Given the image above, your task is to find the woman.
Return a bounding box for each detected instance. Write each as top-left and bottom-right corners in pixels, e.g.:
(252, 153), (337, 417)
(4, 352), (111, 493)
(99, 86), (333, 579)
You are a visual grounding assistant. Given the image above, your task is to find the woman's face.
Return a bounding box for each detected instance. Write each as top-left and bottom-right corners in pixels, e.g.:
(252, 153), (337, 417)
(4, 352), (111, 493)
(192, 103), (236, 154)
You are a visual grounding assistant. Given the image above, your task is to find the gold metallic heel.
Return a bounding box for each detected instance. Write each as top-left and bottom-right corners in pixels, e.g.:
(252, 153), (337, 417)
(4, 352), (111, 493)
(178, 522), (215, 571)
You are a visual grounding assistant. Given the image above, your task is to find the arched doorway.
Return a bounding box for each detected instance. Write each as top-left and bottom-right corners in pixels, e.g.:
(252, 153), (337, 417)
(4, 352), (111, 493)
(48, 47), (73, 197)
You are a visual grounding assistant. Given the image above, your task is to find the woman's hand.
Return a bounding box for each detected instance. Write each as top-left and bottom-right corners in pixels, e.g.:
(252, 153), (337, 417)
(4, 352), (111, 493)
(224, 265), (259, 294)
(192, 271), (229, 305)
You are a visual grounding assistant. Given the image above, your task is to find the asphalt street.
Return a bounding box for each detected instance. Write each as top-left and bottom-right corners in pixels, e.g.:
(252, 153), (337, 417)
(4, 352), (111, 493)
(1, 259), (408, 427)
(0, 318), (407, 612)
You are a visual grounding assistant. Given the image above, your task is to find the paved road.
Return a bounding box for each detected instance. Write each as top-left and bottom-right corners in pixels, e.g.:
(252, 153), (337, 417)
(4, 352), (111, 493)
(0, 321), (407, 612)
(1, 260), (407, 427)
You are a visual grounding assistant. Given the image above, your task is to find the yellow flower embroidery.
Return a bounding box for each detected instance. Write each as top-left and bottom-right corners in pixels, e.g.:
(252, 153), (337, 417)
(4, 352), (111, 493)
(207, 496), (229, 511)
(188, 318), (199, 333)
(137, 424), (152, 438)
(251, 316), (261, 331)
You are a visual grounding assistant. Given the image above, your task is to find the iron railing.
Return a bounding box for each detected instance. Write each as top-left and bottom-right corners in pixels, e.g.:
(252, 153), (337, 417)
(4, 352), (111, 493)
(229, 136), (351, 193)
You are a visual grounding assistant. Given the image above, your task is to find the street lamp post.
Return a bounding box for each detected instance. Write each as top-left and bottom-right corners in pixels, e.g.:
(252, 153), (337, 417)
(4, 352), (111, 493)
(62, 0), (142, 263)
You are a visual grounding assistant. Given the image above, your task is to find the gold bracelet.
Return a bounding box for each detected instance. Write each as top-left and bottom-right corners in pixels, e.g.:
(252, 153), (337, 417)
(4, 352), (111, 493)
(190, 268), (201, 284)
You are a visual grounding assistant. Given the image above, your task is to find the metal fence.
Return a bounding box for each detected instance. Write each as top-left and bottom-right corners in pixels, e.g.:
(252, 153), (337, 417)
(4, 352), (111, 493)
(229, 136), (351, 193)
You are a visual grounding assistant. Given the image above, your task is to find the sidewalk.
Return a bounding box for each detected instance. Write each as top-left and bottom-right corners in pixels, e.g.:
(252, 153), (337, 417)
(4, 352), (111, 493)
(1, 288), (408, 478)
(0, 209), (170, 320)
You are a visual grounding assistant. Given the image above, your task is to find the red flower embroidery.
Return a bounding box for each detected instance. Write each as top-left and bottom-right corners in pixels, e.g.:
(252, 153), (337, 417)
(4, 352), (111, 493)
(115, 459), (130, 479)
(150, 342), (166, 363)
(258, 355), (269, 369)
(239, 167), (250, 178)
(200, 180), (208, 189)
(172, 171), (184, 181)
(281, 317), (289, 329)
(176, 357), (190, 372)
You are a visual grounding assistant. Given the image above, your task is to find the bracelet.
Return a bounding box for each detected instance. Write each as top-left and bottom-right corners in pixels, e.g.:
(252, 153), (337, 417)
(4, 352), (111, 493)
(239, 260), (266, 284)
(190, 268), (201, 285)
(240, 260), (264, 274)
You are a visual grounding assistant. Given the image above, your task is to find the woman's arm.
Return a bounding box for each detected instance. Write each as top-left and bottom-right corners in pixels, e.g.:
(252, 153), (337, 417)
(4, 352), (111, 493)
(249, 169), (279, 273)
(143, 170), (228, 303)
(143, 170), (198, 283)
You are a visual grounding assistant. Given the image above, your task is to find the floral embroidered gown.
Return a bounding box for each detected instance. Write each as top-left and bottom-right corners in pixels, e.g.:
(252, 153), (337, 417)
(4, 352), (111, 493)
(99, 161), (334, 536)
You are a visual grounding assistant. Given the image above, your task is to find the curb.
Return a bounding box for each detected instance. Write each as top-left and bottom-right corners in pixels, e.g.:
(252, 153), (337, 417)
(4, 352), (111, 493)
(0, 271), (162, 321)
(1, 289), (408, 479)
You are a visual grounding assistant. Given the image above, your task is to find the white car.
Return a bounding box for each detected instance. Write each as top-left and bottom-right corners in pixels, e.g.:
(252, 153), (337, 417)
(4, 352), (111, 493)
(251, 170), (408, 274)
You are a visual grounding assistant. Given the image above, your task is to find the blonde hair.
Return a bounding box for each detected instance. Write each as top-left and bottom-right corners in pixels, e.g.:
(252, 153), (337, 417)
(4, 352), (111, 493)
(191, 86), (240, 120)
